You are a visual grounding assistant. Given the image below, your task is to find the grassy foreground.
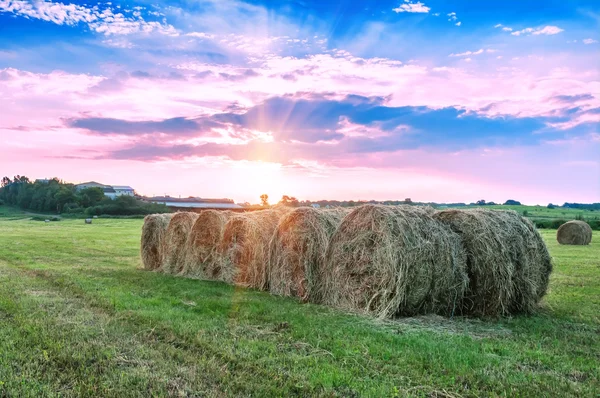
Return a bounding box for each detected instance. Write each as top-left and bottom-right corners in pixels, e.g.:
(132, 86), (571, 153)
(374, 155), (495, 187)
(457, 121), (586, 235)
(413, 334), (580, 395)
(0, 208), (598, 397)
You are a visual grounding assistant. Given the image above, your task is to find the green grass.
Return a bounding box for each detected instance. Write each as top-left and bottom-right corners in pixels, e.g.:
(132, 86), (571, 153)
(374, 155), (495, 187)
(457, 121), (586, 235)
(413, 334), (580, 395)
(0, 207), (598, 397)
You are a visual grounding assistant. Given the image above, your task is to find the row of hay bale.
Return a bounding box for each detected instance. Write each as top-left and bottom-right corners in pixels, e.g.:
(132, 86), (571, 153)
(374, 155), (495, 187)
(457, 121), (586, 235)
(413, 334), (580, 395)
(141, 205), (553, 318)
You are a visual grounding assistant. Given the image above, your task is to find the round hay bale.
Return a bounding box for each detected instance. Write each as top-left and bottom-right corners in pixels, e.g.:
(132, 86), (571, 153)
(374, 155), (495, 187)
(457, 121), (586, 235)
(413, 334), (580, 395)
(434, 209), (552, 316)
(182, 210), (231, 278)
(324, 204), (468, 319)
(557, 220), (592, 245)
(140, 213), (173, 270)
(161, 212), (199, 275)
(220, 209), (283, 289)
(269, 207), (349, 303)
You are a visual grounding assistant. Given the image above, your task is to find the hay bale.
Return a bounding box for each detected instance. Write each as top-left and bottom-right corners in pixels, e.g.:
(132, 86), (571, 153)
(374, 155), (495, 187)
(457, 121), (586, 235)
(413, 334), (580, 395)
(140, 213), (173, 270)
(557, 220), (593, 245)
(269, 207), (349, 302)
(220, 209), (283, 289)
(324, 205), (468, 318)
(434, 209), (552, 316)
(161, 212), (199, 275)
(182, 210), (231, 278)
(85, 218), (92, 224)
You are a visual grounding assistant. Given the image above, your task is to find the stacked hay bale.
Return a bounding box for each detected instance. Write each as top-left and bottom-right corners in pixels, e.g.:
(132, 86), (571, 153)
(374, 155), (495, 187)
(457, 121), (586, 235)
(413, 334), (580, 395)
(323, 205), (468, 318)
(140, 213), (173, 270)
(161, 212), (199, 275)
(269, 207), (349, 303)
(182, 210), (232, 278)
(434, 209), (552, 316)
(557, 220), (593, 245)
(220, 209), (283, 289)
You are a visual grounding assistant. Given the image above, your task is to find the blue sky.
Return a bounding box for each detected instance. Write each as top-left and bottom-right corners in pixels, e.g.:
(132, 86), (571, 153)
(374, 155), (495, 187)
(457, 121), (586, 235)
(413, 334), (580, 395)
(0, 0), (599, 203)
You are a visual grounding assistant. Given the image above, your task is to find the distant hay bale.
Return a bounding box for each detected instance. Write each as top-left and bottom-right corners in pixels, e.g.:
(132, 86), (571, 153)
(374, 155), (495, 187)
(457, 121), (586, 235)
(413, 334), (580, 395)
(557, 220), (593, 245)
(434, 209), (552, 316)
(182, 210), (231, 278)
(269, 207), (349, 302)
(85, 218), (92, 224)
(161, 212), (199, 275)
(220, 209), (283, 289)
(324, 205), (468, 319)
(140, 213), (173, 270)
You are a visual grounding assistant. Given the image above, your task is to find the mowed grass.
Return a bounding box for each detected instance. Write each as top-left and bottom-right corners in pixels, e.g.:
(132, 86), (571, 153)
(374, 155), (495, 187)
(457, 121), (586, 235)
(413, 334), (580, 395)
(0, 209), (598, 397)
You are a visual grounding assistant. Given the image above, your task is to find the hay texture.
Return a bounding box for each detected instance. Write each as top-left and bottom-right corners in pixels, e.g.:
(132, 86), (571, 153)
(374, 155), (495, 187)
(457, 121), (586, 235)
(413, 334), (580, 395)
(324, 205), (468, 319)
(140, 213), (173, 270)
(219, 209), (283, 289)
(557, 220), (593, 245)
(182, 210), (231, 278)
(269, 207), (349, 302)
(434, 209), (552, 316)
(161, 212), (199, 275)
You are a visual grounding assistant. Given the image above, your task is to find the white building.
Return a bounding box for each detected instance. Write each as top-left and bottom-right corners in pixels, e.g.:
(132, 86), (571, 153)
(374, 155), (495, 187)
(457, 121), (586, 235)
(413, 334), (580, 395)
(75, 182), (135, 199)
(112, 186), (135, 197)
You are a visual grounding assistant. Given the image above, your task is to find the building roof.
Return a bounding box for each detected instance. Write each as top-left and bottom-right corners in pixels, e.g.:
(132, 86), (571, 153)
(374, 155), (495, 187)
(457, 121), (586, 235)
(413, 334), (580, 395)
(112, 186), (134, 191)
(75, 181), (109, 187)
(158, 201), (243, 209)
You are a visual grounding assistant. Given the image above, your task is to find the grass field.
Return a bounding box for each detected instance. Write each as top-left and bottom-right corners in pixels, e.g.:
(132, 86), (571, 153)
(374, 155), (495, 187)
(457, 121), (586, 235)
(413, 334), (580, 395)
(0, 207), (598, 397)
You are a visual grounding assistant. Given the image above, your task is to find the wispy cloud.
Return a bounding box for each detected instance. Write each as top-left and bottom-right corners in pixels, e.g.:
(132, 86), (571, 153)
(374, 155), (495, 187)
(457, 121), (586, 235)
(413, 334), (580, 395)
(393, 0), (430, 14)
(511, 25), (564, 36)
(583, 38), (598, 44)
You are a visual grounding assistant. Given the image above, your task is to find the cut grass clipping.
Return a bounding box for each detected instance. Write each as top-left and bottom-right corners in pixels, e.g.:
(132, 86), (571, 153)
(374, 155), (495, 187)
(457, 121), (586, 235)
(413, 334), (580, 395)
(161, 212), (199, 275)
(140, 213), (173, 271)
(269, 207), (349, 303)
(324, 204), (468, 319)
(220, 210), (283, 289)
(557, 220), (593, 245)
(182, 210), (231, 279)
(434, 209), (552, 316)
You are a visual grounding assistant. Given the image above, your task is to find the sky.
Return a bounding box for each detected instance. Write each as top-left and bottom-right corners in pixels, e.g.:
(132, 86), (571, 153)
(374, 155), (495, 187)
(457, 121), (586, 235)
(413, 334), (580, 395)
(0, 0), (599, 204)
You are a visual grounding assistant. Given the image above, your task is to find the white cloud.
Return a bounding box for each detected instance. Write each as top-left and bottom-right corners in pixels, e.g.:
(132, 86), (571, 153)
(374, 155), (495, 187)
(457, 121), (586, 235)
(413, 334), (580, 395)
(502, 27), (513, 32)
(511, 25), (564, 36)
(583, 38), (598, 44)
(455, 21), (461, 26)
(449, 49), (484, 57)
(0, 0), (178, 36)
(186, 32), (215, 39)
(463, 58), (471, 62)
(494, 23), (502, 28)
(447, 12), (457, 21)
(393, 0), (430, 14)
(432, 12), (440, 16)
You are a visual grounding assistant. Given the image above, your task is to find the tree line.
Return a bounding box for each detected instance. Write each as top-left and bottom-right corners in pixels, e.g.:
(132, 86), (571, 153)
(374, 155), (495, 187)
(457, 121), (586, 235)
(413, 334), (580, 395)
(0, 176), (170, 216)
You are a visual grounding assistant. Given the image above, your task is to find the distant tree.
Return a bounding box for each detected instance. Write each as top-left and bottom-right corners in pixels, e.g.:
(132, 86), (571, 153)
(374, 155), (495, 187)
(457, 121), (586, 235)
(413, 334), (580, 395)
(55, 187), (76, 213)
(1, 176), (11, 187)
(78, 187), (105, 208)
(504, 200), (522, 206)
(547, 203), (556, 209)
(260, 194), (269, 207)
(280, 195), (291, 205)
(404, 198), (413, 204)
(476, 199), (486, 206)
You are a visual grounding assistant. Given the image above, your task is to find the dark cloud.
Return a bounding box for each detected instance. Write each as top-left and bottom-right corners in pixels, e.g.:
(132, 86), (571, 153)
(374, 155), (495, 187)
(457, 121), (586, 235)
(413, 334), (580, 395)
(67, 116), (221, 136)
(553, 93), (595, 103)
(219, 69), (260, 81)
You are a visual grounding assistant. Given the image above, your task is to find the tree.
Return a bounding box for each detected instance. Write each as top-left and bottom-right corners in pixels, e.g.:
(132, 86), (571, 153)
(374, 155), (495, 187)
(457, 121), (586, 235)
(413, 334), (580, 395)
(260, 194), (269, 207)
(55, 187), (76, 213)
(1, 176), (10, 187)
(504, 199), (522, 206)
(476, 199), (486, 206)
(78, 187), (105, 208)
(547, 203), (556, 209)
(404, 198), (412, 204)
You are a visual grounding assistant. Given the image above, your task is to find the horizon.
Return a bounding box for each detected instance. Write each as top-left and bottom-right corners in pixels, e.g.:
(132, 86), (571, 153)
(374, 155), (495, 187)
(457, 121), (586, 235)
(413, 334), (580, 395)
(1, 0), (599, 204)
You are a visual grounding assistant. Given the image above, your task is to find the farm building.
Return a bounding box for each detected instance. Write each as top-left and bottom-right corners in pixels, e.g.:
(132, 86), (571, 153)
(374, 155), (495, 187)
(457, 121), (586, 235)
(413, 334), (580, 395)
(75, 182), (136, 199)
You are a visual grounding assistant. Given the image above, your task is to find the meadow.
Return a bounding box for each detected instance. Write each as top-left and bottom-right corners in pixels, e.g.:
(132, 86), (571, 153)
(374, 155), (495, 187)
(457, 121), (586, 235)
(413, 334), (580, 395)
(0, 206), (598, 397)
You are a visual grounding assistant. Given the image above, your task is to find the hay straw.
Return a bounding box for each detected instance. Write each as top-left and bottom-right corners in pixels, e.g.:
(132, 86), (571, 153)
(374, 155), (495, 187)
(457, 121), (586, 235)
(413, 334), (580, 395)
(434, 209), (552, 316)
(269, 207), (349, 302)
(181, 210), (232, 278)
(161, 212), (199, 275)
(557, 220), (593, 245)
(140, 213), (173, 270)
(324, 205), (468, 319)
(219, 209), (284, 289)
